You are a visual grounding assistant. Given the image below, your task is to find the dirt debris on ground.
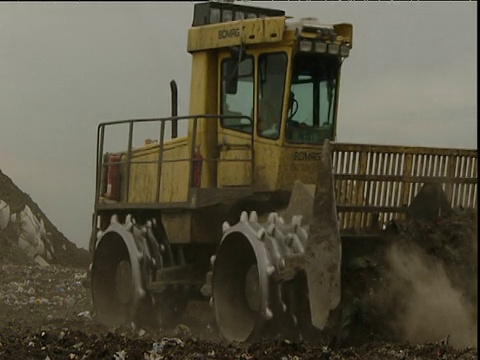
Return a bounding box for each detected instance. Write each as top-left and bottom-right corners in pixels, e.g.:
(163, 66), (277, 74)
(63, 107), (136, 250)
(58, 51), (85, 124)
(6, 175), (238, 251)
(0, 168), (478, 359)
(0, 265), (477, 360)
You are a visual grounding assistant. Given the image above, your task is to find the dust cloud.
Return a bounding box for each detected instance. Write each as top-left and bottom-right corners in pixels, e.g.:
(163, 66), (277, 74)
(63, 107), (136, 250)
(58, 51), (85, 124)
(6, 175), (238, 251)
(383, 240), (477, 349)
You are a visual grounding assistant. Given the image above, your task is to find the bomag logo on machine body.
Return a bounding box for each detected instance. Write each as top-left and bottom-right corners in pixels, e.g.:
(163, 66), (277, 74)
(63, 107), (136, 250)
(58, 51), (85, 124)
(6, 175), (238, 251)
(293, 151), (322, 161)
(218, 28), (240, 39)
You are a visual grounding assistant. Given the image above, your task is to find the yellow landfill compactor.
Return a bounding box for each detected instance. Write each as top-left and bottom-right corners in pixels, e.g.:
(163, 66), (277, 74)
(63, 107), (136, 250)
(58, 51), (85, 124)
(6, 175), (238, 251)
(90, 2), (478, 342)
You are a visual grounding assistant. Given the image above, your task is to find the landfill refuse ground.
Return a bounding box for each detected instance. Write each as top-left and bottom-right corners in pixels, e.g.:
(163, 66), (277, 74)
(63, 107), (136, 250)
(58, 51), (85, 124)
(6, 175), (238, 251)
(0, 169), (478, 359)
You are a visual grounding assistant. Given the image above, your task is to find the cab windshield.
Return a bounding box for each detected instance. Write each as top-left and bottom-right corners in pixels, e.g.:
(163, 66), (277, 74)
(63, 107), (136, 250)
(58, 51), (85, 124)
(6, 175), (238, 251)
(286, 53), (340, 144)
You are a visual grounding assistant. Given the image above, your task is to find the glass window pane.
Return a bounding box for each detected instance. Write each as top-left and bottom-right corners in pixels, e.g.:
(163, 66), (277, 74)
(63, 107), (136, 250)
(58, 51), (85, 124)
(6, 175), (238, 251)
(257, 53), (288, 139)
(286, 53), (339, 144)
(220, 57), (254, 133)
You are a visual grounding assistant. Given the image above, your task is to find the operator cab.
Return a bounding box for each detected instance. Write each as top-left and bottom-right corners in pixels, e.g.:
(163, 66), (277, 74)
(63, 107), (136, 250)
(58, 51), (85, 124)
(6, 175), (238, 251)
(219, 37), (344, 147)
(194, 2), (352, 190)
(205, 3), (351, 152)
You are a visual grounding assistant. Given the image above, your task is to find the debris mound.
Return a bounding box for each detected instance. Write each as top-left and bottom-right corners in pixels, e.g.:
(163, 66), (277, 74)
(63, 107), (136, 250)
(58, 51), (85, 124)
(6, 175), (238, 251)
(335, 207), (478, 349)
(0, 169), (89, 268)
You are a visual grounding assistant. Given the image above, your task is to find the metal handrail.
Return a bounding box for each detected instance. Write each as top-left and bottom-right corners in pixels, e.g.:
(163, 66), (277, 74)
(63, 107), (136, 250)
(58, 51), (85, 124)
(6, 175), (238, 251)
(95, 114), (254, 206)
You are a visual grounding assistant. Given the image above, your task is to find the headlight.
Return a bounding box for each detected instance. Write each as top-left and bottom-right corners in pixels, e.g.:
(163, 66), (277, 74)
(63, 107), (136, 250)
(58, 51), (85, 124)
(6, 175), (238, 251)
(314, 42), (327, 53)
(210, 9), (221, 24)
(234, 11), (244, 21)
(222, 10), (233, 22)
(299, 40), (313, 52)
(328, 43), (339, 55)
(340, 44), (351, 57)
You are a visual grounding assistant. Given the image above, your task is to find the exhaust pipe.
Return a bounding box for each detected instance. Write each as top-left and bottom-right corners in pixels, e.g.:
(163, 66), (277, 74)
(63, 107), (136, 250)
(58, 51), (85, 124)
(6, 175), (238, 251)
(170, 80), (178, 139)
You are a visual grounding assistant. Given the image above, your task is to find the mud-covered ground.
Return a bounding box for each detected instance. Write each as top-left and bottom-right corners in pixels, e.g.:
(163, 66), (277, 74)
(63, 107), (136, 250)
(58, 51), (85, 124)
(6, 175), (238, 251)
(1, 209), (478, 359)
(1, 170), (478, 359)
(0, 264), (477, 360)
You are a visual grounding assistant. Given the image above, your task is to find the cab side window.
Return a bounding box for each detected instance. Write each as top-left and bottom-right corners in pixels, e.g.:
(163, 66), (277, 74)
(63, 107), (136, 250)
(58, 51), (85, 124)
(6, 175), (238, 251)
(220, 57), (254, 133)
(257, 53), (287, 139)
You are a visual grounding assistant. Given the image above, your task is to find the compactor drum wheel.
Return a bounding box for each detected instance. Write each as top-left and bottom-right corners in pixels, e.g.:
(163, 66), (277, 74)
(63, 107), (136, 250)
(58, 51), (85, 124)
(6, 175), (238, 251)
(114, 259), (134, 304)
(91, 215), (158, 327)
(212, 211), (314, 342)
(92, 214), (192, 329)
(92, 220), (143, 327)
(212, 217), (271, 342)
(211, 141), (342, 342)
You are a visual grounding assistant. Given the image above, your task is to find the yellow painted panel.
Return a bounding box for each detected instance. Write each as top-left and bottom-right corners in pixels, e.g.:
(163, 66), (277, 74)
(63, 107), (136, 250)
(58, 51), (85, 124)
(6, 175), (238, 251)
(217, 130), (252, 187)
(275, 145), (323, 191)
(187, 17), (285, 52)
(188, 51), (219, 188)
(159, 144), (190, 203)
(333, 23), (353, 47)
(126, 137), (190, 203)
(253, 140), (283, 191)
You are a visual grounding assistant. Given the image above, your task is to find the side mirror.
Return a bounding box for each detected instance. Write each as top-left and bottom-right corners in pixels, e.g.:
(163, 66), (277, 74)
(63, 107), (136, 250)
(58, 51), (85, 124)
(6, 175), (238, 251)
(229, 45), (245, 62)
(225, 61), (238, 95)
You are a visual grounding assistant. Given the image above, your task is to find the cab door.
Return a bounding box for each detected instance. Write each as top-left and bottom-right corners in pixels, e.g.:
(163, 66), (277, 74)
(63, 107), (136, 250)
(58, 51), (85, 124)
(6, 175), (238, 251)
(216, 53), (255, 188)
(253, 51), (289, 191)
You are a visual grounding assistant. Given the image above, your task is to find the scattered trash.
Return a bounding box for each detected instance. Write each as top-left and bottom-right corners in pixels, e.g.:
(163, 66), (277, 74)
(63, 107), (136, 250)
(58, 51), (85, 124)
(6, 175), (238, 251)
(436, 335), (450, 358)
(190, 352), (206, 360)
(239, 353), (254, 360)
(58, 331), (66, 341)
(438, 335), (450, 347)
(173, 324), (191, 338)
(77, 311), (92, 320)
(114, 350), (127, 360)
(145, 337), (184, 359)
(80, 350), (92, 360)
(72, 341), (83, 349)
(34, 255), (50, 268)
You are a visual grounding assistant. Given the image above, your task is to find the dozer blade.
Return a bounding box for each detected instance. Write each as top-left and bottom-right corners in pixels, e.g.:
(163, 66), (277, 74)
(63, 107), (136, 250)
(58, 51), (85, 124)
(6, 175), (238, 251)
(304, 139), (342, 330)
(281, 181), (316, 225)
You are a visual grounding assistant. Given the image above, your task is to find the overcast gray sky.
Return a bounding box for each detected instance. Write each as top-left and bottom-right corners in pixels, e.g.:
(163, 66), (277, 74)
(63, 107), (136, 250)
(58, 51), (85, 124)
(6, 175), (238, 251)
(0, 1), (477, 250)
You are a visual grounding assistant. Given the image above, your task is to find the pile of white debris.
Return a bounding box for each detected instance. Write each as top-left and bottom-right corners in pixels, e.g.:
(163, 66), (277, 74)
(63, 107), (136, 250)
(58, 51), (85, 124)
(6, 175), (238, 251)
(1, 200), (55, 266)
(0, 169), (89, 268)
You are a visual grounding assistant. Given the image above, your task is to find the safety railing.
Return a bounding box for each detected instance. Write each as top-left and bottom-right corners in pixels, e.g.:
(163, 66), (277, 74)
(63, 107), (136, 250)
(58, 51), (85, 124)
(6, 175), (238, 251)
(95, 114), (254, 208)
(331, 143), (478, 232)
